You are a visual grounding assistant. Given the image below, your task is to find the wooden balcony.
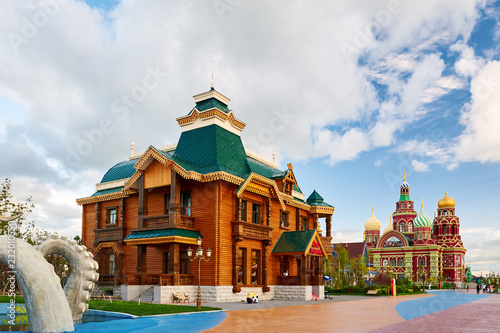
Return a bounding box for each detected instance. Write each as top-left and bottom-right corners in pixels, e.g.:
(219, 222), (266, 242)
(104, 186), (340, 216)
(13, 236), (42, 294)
(277, 276), (301, 285)
(126, 274), (194, 286)
(141, 214), (194, 230)
(232, 221), (272, 241)
(94, 226), (124, 244)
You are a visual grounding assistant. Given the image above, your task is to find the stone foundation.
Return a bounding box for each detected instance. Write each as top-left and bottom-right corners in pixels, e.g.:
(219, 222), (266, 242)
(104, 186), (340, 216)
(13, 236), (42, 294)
(151, 285), (324, 303)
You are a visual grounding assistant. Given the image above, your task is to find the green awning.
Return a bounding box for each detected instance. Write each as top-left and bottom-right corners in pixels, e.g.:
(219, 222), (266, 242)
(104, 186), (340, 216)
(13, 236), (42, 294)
(124, 228), (202, 245)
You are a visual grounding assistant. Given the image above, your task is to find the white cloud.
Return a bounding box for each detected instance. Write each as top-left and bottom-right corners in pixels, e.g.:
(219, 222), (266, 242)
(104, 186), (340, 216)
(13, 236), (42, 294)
(411, 159), (430, 172)
(455, 60), (500, 163)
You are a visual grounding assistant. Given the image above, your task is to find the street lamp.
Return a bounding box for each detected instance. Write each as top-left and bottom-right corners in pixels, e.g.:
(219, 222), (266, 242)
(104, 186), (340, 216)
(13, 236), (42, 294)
(187, 236), (211, 309)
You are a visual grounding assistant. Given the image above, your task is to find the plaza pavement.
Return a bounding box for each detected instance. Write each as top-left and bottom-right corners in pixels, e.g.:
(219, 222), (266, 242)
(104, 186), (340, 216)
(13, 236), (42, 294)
(204, 291), (499, 332)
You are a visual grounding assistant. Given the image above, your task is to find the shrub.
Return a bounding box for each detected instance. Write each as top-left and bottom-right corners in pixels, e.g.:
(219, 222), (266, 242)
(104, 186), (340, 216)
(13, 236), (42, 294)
(341, 286), (363, 294)
(413, 285), (422, 292)
(396, 285), (405, 294)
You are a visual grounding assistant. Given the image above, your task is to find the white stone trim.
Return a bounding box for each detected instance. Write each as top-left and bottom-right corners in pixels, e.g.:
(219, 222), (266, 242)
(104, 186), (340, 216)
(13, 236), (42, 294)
(129, 143), (177, 160)
(245, 150), (278, 169)
(292, 190), (305, 201)
(193, 89), (230, 105)
(96, 179), (128, 191)
(152, 285), (324, 303)
(179, 113), (242, 136)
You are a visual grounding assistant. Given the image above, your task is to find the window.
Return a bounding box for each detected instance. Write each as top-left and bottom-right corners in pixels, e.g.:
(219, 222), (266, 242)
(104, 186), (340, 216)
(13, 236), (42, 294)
(302, 218), (308, 231)
(400, 223), (405, 232)
(443, 226), (447, 235)
(383, 259), (388, 266)
(240, 200), (247, 221)
(390, 258), (396, 267)
(280, 211), (289, 228)
(237, 248), (247, 285)
(108, 253), (115, 275)
(252, 204), (260, 224)
(180, 251), (190, 274)
(251, 250), (261, 285)
(164, 194), (171, 214)
(181, 191), (191, 216)
(398, 259), (404, 266)
(401, 203), (406, 209)
(106, 208), (117, 225)
(419, 258), (426, 266)
(408, 224), (412, 232)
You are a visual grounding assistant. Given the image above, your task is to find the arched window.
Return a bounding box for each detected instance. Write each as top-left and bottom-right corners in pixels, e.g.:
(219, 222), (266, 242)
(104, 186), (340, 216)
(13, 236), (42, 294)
(383, 259), (388, 266)
(443, 226), (447, 235)
(400, 223), (405, 232)
(401, 203), (406, 209)
(419, 258), (425, 266)
(390, 258), (396, 266)
(408, 224), (412, 232)
(398, 259), (403, 266)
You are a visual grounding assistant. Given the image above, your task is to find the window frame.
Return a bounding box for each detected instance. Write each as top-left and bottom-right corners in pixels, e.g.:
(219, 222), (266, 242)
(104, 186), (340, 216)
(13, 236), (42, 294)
(240, 200), (247, 222)
(251, 203), (261, 224)
(181, 191), (191, 217)
(105, 206), (118, 226)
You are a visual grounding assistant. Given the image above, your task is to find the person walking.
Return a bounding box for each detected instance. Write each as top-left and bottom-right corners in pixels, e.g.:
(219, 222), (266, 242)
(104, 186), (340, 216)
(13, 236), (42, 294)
(467, 285), (469, 292)
(477, 284), (480, 294)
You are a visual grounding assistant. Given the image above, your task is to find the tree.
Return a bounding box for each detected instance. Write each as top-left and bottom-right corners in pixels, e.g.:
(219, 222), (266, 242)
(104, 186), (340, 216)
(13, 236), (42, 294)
(326, 243), (368, 289)
(0, 178), (37, 244)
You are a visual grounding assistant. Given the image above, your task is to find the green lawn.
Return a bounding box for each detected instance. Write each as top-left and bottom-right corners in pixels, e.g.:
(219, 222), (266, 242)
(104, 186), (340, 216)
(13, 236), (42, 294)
(0, 296), (221, 316)
(88, 300), (221, 316)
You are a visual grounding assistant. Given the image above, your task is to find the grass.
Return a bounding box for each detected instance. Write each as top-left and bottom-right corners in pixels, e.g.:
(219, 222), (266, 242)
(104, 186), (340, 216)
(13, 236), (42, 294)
(0, 296), (221, 316)
(88, 300), (221, 316)
(0, 295), (25, 303)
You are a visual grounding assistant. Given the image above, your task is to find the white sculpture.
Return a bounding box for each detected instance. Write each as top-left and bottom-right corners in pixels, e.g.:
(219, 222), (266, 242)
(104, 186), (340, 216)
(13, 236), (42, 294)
(0, 232), (99, 332)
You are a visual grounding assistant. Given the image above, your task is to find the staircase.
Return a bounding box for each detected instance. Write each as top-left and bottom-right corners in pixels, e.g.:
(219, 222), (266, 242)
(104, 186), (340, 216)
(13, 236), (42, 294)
(132, 286), (155, 303)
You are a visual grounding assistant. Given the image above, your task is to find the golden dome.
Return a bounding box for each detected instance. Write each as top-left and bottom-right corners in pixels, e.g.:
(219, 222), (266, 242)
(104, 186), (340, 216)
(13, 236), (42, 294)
(438, 192), (455, 208)
(383, 215), (393, 234)
(364, 207), (381, 230)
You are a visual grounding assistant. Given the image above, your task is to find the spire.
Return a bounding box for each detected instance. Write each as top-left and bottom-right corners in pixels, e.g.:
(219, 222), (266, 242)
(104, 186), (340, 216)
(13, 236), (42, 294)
(130, 141), (135, 157)
(211, 61), (214, 89)
(403, 169), (406, 181)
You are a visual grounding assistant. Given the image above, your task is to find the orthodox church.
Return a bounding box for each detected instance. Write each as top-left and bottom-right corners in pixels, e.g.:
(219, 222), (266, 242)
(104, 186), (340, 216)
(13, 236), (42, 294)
(364, 172), (466, 284)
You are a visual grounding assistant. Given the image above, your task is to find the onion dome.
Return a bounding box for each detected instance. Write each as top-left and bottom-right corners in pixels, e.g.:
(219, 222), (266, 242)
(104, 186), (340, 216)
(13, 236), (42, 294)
(383, 215), (393, 234)
(414, 202), (432, 227)
(438, 192), (455, 208)
(364, 207), (381, 230)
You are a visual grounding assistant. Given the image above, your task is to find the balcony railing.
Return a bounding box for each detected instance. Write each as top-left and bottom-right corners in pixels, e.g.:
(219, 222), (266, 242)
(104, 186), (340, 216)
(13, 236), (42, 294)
(232, 221), (272, 240)
(277, 276), (301, 285)
(94, 226), (124, 244)
(141, 214), (194, 229)
(126, 274), (194, 285)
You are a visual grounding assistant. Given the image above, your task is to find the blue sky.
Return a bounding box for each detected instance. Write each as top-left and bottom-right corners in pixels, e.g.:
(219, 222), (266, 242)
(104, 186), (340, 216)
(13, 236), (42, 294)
(0, 0), (499, 276)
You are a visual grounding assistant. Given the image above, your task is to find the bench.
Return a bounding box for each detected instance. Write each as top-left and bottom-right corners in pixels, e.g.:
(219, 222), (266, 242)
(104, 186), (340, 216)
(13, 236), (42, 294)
(172, 292), (190, 303)
(366, 290), (378, 295)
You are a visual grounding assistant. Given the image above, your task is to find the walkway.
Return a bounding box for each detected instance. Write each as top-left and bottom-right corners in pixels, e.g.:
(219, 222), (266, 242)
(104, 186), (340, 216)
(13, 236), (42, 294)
(206, 291), (499, 332)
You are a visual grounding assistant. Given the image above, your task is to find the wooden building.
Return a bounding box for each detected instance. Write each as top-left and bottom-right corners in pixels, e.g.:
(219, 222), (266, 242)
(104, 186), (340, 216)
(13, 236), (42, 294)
(76, 86), (335, 302)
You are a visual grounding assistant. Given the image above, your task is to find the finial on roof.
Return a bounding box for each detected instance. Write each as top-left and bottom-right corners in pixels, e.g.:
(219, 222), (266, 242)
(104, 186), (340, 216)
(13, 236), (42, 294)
(211, 61), (214, 89)
(272, 152), (277, 164)
(130, 141), (135, 156)
(287, 163), (293, 170)
(403, 169), (406, 181)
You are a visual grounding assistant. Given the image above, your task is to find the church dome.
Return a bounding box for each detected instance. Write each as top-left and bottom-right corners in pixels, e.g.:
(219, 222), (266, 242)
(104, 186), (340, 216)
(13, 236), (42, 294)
(438, 192), (455, 208)
(383, 216), (393, 234)
(414, 202), (432, 227)
(364, 207), (381, 230)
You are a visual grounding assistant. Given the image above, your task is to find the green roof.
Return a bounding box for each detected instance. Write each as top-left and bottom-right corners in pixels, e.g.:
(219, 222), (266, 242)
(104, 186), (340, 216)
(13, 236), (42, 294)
(124, 228), (202, 240)
(100, 159), (138, 183)
(247, 156), (284, 179)
(306, 190), (334, 207)
(173, 124), (251, 177)
(272, 229), (316, 254)
(191, 97), (230, 113)
(92, 187), (124, 197)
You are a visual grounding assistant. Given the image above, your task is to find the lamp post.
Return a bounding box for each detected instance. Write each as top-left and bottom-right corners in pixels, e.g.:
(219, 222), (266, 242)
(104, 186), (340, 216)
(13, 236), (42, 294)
(187, 236), (211, 309)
